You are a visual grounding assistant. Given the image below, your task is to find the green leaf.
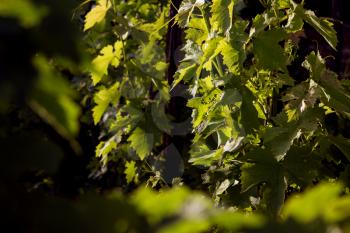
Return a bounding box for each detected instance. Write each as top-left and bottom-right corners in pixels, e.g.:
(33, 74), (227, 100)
(151, 101), (172, 134)
(240, 87), (259, 134)
(92, 82), (120, 125)
(132, 187), (191, 224)
(0, 0), (47, 27)
(220, 20), (248, 74)
(285, 13), (304, 32)
(186, 18), (208, 44)
(282, 80), (320, 122)
(172, 63), (197, 89)
(264, 126), (302, 159)
(128, 127), (154, 160)
(189, 147), (224, 166)
(187, 88), (223, 129)
(264, 108), (322, 159)
(201, 37), (224, 72)
(302, 10), (338, 50)
(138, 10), (167, 40)
(220, 40), (241, 74)
(176, 0), (205, 28)
(30, 56), (80, 138)
(302, 51), (326, 81)
(124, 161), (137, 184)
(112, 102), (143, 133)
(282, 146), (320, 187)
(91, 41), (123, 85)
(273, 0), (291, 9)
(240, 148), (286, 217)
(283, 182), (343, 223)
(159, 219), (210, 233)
(328, 136), (350, 162)
(240, 148), (279, 192)
(303, 52), (350, 113)
(211, 211), (265, 231)
(84, 0), (111, 31)
(211, 0), (234, 36)
(252, 29), (288, 71)
(215, 179), (231, 196)
(319, 70), (350, 113)
(95, 136), (119, 166)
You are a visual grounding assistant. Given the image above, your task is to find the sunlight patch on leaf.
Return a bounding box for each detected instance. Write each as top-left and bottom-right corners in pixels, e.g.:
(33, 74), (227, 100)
(84, 0), (111, 31)
(91, 41), (123, 85)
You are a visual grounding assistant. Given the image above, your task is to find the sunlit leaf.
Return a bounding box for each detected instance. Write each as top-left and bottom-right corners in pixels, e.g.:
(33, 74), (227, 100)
(92, 82), (120, 124)
(176, 0), (205, 28)
(91, 41), (123, 85)
(125, 161), (137, 184)
(128, 127), (154, 160)
(211, 0), (234, 36)
(84, 0), (111, 31)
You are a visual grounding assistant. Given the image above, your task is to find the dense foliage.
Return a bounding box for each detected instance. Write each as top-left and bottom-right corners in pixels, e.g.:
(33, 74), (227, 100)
(2, 0), (350, 232)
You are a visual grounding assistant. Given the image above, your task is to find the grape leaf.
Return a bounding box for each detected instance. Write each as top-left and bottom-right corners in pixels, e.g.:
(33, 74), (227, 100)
(240, 87), (260, 134)
(220, 20), (248, 74)
(172, 63), (197, 89)
(302, 51), (326, 81)
(282, 80), (320, 122)
(240, 148), (286, 217)
(125, 161), (137, 184)
(95, 136), (119, 166)
(328, 136), (350, 162)
(186, 17), (208, 44)
(128, 127), (154, 160)
(91, 41), (123, 85)
(240, 148), (279, 192)
(291, 3), (337, 50)
(264, 126), (302, 159)
(211, 0), (234, 36)
(92, 82), (120, 125)
(252, 29), (288, 71)
(189, 144), (224, 166)
(84, 0), (111, 31)
(285, 11), (304, 32)
(303, 52), (350, 113)
(264, 108), (322, 159)
(302, 10), (338, 50)
(201, 37), (224, 72)
(273, 0), (291, 9)
(220, 40), (241, 75)
(282, 146), (320, 187)
(319, 70), (350, 113)
(187, 88), (223, 129)
(176, 0), (205, 28)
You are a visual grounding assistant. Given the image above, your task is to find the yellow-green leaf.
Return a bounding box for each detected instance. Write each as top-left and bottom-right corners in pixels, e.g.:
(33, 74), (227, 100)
(84, 0), (111, 31)
(92, 82), (120, 124)
(91, 41), (123, 85)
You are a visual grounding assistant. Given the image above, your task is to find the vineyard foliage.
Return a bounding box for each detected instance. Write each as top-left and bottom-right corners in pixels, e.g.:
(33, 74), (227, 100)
(2, 0), (350, 232)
